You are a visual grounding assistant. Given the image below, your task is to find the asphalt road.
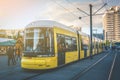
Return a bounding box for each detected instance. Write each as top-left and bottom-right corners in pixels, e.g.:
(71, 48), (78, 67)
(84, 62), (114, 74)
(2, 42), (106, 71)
(110, 51), (120, 80)
(27, 52), (109, 80)
(76, 51), (115, 80)
(0, 50), (119, 80)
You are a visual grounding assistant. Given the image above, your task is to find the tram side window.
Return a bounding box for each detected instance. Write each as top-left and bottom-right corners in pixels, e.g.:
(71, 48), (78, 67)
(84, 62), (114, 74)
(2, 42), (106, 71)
(99, 43), (101, 48)
(65, 36), (77, 51)
(57, 34), (77, 52)
(96, 42), (98, 48)
(57, 34), (65, 52)
(81, 38), (89, 50)
(71, 37), (77, 51)
(92, 42), (95, 49)
(65, 36), (72, 51)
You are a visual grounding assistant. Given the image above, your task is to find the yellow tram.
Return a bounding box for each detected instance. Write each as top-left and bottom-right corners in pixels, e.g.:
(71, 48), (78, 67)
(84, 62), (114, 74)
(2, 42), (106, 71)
(21, 20), (104, 70)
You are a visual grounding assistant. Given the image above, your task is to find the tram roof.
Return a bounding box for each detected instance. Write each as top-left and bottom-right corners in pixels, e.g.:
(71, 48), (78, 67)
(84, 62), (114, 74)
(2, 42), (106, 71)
(78, 31), (103, 41)
(78, 31), (89, 37)
(26, 20), (77, 33)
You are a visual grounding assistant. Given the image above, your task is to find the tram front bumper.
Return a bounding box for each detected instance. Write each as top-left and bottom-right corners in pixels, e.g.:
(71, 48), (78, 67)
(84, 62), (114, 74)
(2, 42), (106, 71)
(21, 57), (57, 69)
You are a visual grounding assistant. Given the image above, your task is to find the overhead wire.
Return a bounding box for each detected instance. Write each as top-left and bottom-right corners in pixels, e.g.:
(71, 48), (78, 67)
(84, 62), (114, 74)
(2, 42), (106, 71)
(65, 0), (79, 12)
(106, 0), (115, 8)
(51, 0), (119, 28)
(66, 0), (90, 16)
(66, 0), (106, 16)
(65, 0), (119, 32)
(101, 0), (108, 11)
(93, 3), (107, 15)
(52, 0), (78, 18)
(66, 0), (108, 32)
(65, 0), (108, 28)
(65, 0), (90, 25)
(52, 0), (89, 26)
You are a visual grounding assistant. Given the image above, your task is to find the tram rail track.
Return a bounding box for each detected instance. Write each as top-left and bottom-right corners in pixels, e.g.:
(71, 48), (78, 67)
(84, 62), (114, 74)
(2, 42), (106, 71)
(70, 51), (117, 80)
(23, 71), (47, 80)
(0, 67), (48, 80)
(0, 65), (47, 80)
(0, 51), (111, 80)
(70, 53), (110, 80)
(23, 52), (110, 80)
(0, 66), (21, 78)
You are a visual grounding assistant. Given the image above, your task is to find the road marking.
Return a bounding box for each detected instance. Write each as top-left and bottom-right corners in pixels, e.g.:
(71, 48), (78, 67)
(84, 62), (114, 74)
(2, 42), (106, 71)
(108, 52), (117, 80)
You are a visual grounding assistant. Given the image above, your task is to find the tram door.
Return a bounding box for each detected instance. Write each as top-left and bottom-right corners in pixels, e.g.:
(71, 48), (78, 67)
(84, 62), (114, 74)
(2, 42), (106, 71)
(58, 52), (65, 66)
(84, 49), (87, 58)
(96, 43), (99, 54)
(83, 45), (88, 58)
(57, 35), (65, 66)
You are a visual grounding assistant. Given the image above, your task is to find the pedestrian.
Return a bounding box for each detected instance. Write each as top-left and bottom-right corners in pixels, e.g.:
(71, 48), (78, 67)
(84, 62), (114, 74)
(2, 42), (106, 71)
(6, 46), (16, 66)
(13, 47), (17, 60)
(16, 48), (21, 61)
(12, 47), (16, 65)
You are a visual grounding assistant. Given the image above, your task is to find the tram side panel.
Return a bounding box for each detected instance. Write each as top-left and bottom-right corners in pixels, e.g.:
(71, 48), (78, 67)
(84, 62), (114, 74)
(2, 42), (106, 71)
(98, 41), (101, 53)
(99, 40), (104, 53)
(80, 35), (90, 59)
(54, 27), (79, 66)
(78, 34), (84, 59)
(77, 33), (80, 60)
(94, 38), (98, 54)
(101, 41), (104, 52)
(98, 40), (100, 53)
(86, 36), (90, 57)
(92, 38), (96, 55)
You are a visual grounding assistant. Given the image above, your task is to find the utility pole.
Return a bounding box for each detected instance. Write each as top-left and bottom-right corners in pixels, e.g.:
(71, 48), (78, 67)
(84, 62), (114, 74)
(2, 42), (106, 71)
(77, 3), (107, 59)
(89, 4), (93, 59)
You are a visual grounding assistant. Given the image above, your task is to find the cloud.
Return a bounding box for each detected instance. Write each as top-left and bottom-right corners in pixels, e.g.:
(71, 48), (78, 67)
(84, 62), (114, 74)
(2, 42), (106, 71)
(42, 0), (104, 30)
(0, 0), (54, 29)
(0, 0), (118, 34)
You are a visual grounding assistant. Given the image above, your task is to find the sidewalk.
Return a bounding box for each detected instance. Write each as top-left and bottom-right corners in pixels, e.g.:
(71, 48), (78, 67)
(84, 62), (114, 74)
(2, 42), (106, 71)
(0, 55), (20, 71)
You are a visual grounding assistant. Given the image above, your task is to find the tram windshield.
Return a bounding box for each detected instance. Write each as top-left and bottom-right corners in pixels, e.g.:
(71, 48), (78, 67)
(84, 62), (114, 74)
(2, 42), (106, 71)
(24, 27), (54, 57)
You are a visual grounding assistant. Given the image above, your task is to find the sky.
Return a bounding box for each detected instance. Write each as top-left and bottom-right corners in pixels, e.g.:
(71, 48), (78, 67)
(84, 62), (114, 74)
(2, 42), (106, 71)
(0, 0), (120, 34)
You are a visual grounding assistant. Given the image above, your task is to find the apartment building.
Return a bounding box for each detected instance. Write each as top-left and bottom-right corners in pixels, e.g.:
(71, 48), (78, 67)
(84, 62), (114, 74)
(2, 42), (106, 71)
(103, 6), (120, 42)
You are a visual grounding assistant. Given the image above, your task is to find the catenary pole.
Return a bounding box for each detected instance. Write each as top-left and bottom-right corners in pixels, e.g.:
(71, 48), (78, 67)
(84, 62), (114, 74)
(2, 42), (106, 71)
(77, 3), (107, 59)
(89, 4), (93, 59)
